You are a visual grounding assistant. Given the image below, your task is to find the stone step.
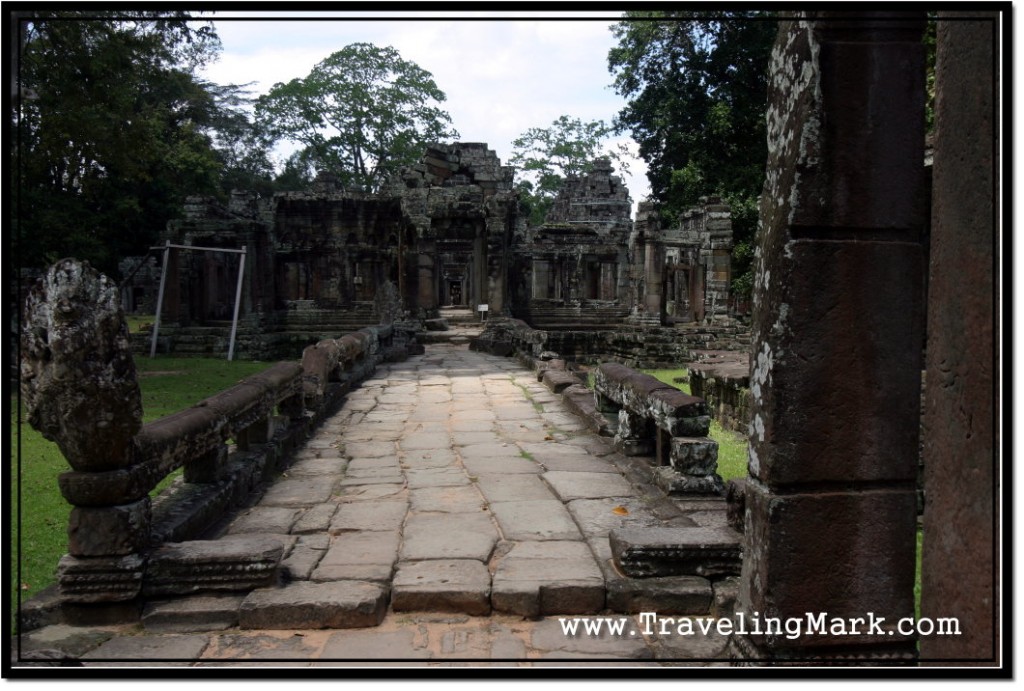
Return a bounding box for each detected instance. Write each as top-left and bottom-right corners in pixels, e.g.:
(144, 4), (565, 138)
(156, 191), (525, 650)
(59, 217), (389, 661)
(239, 580), (388, 629)
(609, 525), (742, 578)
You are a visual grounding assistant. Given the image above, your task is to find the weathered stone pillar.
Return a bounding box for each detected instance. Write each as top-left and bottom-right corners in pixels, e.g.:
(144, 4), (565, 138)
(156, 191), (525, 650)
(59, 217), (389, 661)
(643, 241), (663, 320)
(733, 15), (926, 663)
(920, 13), (999, 665)
(416, 249), (435, 312)
(21, 259), (148, 605)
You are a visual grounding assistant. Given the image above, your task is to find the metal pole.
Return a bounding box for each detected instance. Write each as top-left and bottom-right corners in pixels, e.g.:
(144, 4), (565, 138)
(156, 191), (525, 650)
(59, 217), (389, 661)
(227, 246), (246, 361)
(150, 241), (171, 358)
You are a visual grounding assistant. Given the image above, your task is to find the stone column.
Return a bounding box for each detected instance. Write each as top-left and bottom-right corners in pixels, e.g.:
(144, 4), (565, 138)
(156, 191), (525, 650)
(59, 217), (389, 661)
(21, 259), (148, 609)
(416, 248), (436, 313)
(643, 241), (663, 320)
(920, 13), (998, 665)
(733, 15), (926, 663)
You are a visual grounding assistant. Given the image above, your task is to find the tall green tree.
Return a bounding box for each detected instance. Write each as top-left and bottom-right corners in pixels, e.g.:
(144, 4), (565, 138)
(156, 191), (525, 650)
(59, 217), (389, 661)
(14, 12), (225, 276)
(202, 80), (279, 198)
(509, 115), (632, 226)
(608, 12), (776, 298)
(255, 43), (458, 192)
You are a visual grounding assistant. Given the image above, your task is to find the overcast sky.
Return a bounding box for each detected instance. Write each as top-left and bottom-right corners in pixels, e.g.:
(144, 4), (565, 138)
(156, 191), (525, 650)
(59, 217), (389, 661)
(197, 10), (650, 211)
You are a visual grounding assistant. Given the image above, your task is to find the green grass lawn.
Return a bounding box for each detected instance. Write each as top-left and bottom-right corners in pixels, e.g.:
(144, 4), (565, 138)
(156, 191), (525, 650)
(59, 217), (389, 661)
(11, 356), (273, 618)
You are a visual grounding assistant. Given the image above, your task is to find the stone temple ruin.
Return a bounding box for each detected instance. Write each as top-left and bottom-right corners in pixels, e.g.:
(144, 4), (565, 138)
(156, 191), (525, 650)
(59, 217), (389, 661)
(125, 143), (747, 365)
(13, 12), (999, 670)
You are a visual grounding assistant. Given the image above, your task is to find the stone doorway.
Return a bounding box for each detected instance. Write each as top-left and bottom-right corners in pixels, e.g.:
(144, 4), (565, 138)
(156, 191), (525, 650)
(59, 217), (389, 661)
(448, 280), (464, 306)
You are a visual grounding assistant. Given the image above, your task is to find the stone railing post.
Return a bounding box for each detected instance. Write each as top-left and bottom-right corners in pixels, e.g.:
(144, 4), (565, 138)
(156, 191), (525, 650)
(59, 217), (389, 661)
(21, 259), (148, 606)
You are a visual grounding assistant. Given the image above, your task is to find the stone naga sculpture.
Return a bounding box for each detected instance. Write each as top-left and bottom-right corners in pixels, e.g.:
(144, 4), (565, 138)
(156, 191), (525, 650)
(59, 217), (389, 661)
(20, 258), (143, 471)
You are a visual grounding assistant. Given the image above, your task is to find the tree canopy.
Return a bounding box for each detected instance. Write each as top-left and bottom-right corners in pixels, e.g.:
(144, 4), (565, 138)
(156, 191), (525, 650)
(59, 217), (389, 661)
(608, 12), (777, 297)
(13, 12), (242, 275)
(509, 115), (632, 226)
(254, 43), (458, 192)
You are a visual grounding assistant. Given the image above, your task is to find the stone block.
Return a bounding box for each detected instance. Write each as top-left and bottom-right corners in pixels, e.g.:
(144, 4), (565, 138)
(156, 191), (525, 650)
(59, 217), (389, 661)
(669, 437), (719, 475)
(259, 477), (337, 506)
(489, 500), (582, 541)
(224, 506), (301, 535)
(606, 575), (713, 615)
(542, 470), (634, 502)
(57, 553), (145, 603)
(58, 464), (157, 506)
(142, 594), (245, 632)
(81, 633), (212, 663)
(711, 577), (739, 617)
(559, 384), (614, 436)
(741, 483), (917, 649)
(291, 503), (338, 534)
(491, 540), (604, 617)
(529, 616), (653, 660)
(143, 535), (290, 597)
(67, 500), (150, 557)
(541, 370), (579, 394)
(609, 526), (741, 578)
(315, 531), (400, 583)
(399, 512), (497, 562)
(329, 502), (407, 533)
(651, 466), (724, 496)
(392, 560), (491, 615)
(239, 581), (387, 629)
(724, 478), (747, 532)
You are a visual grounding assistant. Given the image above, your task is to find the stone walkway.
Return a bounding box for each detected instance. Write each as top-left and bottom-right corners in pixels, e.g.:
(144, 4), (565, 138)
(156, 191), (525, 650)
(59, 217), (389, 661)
(15, 343), (731, 668)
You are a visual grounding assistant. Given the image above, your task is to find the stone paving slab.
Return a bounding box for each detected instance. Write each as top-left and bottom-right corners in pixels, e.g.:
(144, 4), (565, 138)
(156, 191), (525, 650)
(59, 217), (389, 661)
(392, 560), (491, 616)
(259, 478), (337, 507)
(81, 634), (211, 665)
(565, 497), (682, 539)
(224, 506), (301, 535)
(281, 544), (327, 580)
(291, 503), (338, 534)
(286, 457), (348, 476)
(542, 470), (635, 502)
(533, 454), (621, 474)
(142, 594), (246, 633)
(405, 467), (470, 488)
(400, 432), (452, 450)
(18, 624), (113, 658)
(401, 447), (459, 467)
(319, 629), (431, 660)
(410, 485), (485, 512)
(530, 617), (653, 660)
(335, 484), (407, 502)
(489, 500), (583, 541)
(338, 472), (406, 486)
(458, 442), (524, 459)
(400, 512), (498, 562)
(239, 581), (388, 629)
(474, 474), (558, 503)
(462, 456), (542, 476)
(330, 502), (407, 533)
(313, 531), (400, 583)
(491, 541), (605, 617)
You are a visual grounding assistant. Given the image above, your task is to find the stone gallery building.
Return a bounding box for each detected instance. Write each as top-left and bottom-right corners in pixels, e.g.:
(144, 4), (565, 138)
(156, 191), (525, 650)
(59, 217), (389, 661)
(130, 142), (736, 360)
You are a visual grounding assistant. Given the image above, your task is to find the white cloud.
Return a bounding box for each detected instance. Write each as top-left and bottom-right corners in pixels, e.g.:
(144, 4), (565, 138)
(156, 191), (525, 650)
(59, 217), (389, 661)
(198, 12), (651, 208)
